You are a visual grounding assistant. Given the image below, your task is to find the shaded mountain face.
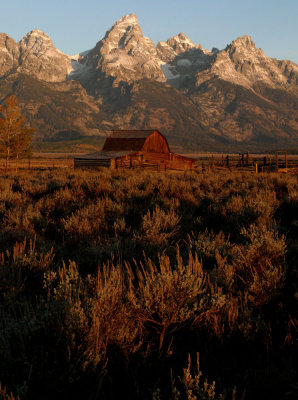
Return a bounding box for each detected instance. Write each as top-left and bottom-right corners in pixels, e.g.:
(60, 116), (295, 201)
(0, 14), (297, 151)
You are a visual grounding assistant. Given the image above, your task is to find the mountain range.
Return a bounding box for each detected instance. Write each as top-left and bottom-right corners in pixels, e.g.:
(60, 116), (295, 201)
(0, 13), (297, 152)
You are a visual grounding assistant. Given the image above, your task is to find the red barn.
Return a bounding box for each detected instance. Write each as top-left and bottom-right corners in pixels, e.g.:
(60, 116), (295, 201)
(74, 130), (194, 170)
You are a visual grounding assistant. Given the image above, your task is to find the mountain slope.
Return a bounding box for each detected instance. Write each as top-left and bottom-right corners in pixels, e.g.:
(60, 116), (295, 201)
(0, 14), (297, 151)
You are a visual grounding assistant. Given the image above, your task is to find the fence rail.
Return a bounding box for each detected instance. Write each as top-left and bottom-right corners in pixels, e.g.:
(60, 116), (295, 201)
(0, 159), (74, 171)
(193, 153), (298, 174)
(1, 154), (298, 174)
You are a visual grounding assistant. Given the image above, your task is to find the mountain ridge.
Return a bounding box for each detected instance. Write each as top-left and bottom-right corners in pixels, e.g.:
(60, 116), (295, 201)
(0, 13), (297, 151)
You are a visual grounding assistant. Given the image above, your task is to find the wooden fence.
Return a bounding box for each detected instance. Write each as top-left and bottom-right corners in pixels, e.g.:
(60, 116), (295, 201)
(0, 159), (74, 171)
(112, 156), (194, 171)
(193, 152), (298, 174)
(1, 152), (298, 174)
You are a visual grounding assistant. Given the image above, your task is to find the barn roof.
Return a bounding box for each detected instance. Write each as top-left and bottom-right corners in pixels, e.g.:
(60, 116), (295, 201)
(107, 130), (157, 139)
(102, 130), (163, 152)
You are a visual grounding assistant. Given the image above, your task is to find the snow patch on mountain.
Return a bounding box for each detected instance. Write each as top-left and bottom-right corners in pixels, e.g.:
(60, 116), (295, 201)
(177, 59), (192, 67)
(67, 50), (92, 78)
(161, 63), (180, 79)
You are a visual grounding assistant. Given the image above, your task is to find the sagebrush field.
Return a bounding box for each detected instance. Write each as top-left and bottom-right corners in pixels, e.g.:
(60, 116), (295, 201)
(0, 169), (297, 400)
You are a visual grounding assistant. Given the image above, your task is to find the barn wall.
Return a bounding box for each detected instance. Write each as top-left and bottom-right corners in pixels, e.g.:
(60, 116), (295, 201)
(142, 131), (170, 153)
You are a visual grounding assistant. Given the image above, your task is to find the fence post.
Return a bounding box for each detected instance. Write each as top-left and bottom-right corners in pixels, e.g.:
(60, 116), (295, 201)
(110, 159), (116, 170)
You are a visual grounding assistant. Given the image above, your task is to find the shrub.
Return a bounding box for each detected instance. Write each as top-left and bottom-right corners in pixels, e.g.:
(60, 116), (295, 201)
(140, 203), (181, 247)
(0, 169), (296, 400)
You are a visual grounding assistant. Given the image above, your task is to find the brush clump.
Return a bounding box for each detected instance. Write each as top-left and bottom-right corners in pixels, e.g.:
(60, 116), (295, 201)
(0, 169), (297, 400)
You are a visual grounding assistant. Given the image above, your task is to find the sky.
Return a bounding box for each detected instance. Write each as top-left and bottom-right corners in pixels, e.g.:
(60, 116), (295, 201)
(1, 0), (298, 63)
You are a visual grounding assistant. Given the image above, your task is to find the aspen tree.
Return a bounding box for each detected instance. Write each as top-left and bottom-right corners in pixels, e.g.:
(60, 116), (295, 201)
(0, 95), (34, 171)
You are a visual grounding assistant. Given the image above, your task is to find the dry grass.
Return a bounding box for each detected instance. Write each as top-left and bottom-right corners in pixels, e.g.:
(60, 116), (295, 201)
(0, 169), (297, 400)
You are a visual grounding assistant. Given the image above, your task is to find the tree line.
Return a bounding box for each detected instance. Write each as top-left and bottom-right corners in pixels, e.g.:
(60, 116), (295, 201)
(0, 95), (34, 171)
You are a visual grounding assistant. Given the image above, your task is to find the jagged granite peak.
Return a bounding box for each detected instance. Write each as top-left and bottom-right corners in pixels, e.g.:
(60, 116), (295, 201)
(0, 33), (19, 75)
(0, 33), (19, 52)
(101, 13), (157, 58)
(86, 13), (165, 85)
(229, 35), (256, 48)
(189, 35), (298, 93)
(157, 32), (212, 83)
(157, 32), (201, 63)
(225, 35), (264, 61)
(167, 32), (197, 51)
(229, 35), (298, 88)
(20, 29), (53, 49)
(111, 13), (139, 29)
(18, 29), (73, 82)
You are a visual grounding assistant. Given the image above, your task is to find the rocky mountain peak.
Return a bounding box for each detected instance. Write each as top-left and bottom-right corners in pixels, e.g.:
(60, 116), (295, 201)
(157, 32), (202, 64)
(226, 35), (262, 58)
(18, 30), (72, 82)
(207, 35), (298, 92)
(0, 32), (17, 46)
(20, 29), (53, 51)
(230, 35), (256, 48)
(0, 33), (19, 76)
(167, 32), (196, 50)
(113, 13), (139, 28)
(100, 13), (156, 58)
(86, 13), (164, 85)
(0, 33), (18, 53)
(22, 29), (51, 39)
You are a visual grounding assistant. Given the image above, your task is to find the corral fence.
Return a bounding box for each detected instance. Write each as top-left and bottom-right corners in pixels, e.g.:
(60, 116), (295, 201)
(0, 158), (73, 171)
(193, 152), (298, 174)
(111, 158), (193, 172)
(1, 151), (298, 174)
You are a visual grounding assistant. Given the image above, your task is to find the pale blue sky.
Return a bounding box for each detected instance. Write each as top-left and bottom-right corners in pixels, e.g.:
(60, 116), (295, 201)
(1, 0), (298, 62)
